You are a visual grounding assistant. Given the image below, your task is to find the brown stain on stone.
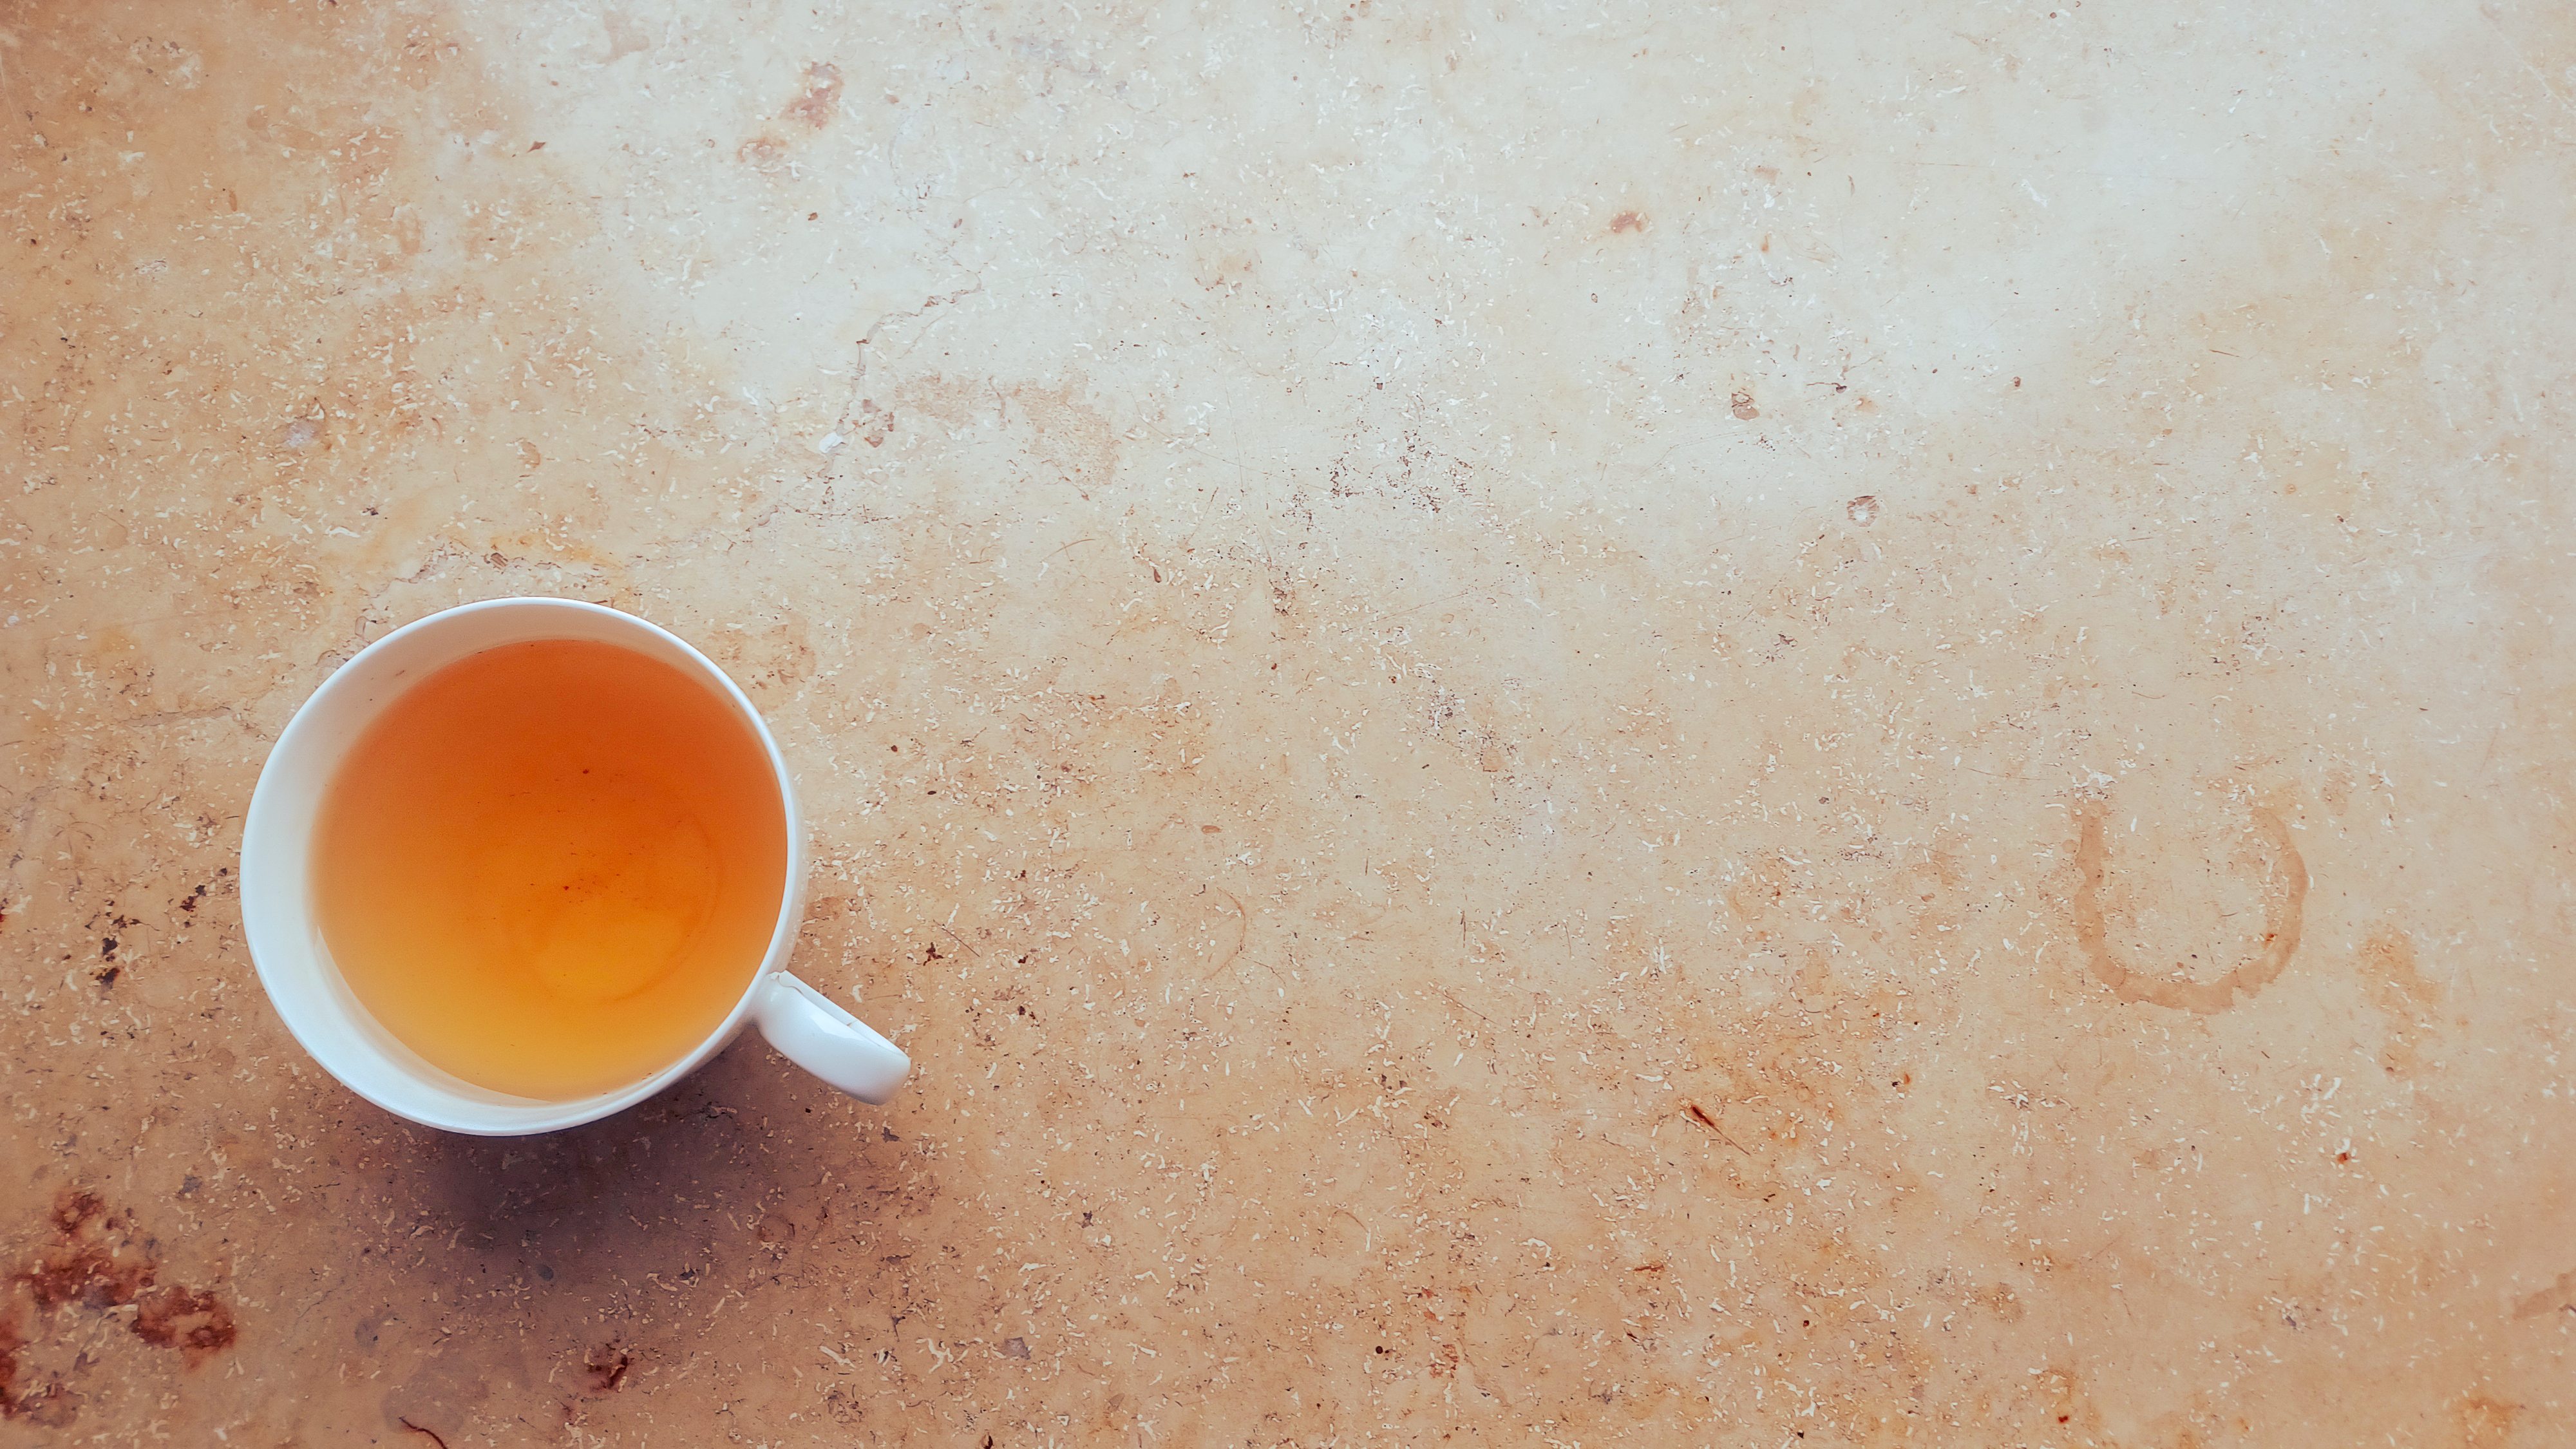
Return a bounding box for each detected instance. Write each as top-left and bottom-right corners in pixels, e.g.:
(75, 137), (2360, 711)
(1010, 377), (1119, 487)
(2512, 1267), (2576, 1320)
(2037, 1365), (2088, 1434)
(6, 1190), (237, 1383)
(2358, 922), (2440, 1075)
(600, 10), (652, 63)
(739, 60), (842, 168)
(20, 1192), (154, 1312)
(2070, 797), (2307, 1012)
(885, 372), (1119, 490)
(132, 1287), (237, 1359)
(0, 1314), (59, 1423)
(584, 1342), (635, 1392)
(780, 61), (843, 129)
(2455, 1394), (2519, 1447)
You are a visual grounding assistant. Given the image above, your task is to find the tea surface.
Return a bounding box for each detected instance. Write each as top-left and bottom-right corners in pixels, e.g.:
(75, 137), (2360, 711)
(314, 638), (787, 1099)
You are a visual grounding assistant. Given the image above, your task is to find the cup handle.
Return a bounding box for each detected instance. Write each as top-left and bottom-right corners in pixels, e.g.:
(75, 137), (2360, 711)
(753, 972), (911, 1104)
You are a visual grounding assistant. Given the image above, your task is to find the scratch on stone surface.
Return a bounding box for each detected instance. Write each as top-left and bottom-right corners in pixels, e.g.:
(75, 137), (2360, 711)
(124, 706), (235, 728)
(1681, 1101), (1748, 1153)
(1196, 886), (1247, 981)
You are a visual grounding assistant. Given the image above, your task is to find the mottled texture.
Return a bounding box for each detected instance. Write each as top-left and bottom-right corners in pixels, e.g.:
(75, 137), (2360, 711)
(4, 0), (2573, 1444)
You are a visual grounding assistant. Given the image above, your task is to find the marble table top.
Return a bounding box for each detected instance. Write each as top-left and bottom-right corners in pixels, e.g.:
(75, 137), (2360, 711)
(3, 1), (2570, 1443)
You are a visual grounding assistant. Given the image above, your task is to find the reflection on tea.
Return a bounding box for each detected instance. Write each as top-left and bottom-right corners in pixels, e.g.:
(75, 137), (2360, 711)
(314, 638), (786, 1099)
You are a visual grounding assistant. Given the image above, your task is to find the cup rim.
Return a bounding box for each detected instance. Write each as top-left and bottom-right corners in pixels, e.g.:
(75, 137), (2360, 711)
(240, 596), (805, 1135)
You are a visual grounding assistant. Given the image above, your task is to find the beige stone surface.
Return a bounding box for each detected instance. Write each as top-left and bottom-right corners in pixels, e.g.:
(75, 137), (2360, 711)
(4, 0), (2573, 1443)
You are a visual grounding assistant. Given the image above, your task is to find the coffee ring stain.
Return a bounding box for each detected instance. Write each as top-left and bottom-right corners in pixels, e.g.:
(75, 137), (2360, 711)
(2070, 796), (2307, 1012)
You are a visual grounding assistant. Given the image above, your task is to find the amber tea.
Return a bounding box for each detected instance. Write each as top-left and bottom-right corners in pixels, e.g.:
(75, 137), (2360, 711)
(312, 638), (788, 1099)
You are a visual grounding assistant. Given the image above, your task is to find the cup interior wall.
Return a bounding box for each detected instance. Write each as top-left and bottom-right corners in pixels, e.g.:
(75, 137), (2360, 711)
(241, 600), (800, 1135)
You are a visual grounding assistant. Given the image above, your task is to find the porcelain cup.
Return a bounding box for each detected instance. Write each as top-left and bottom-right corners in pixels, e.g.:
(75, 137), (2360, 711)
(240, 597), (908, 1135)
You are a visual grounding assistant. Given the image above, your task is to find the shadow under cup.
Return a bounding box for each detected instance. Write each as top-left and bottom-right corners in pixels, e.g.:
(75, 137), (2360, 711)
(241, 598), (907, 1135)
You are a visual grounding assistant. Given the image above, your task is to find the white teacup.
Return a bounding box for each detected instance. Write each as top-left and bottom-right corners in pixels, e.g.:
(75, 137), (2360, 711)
(240, 597), (908, 1135)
